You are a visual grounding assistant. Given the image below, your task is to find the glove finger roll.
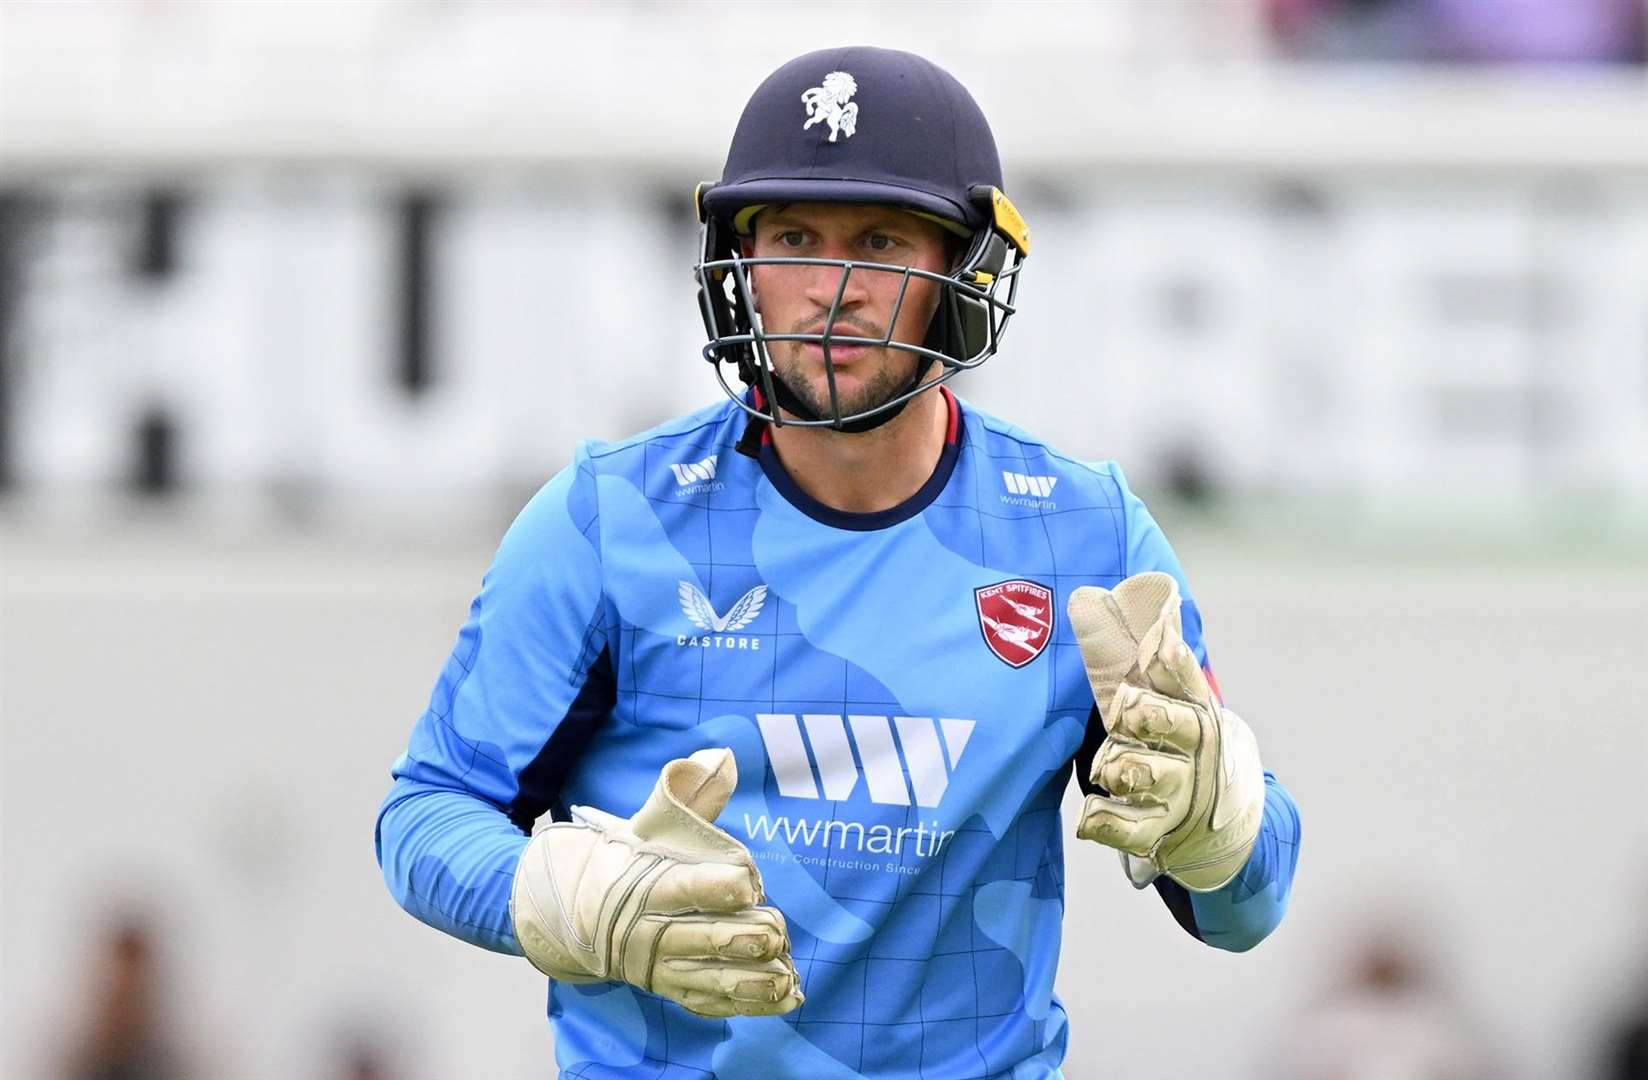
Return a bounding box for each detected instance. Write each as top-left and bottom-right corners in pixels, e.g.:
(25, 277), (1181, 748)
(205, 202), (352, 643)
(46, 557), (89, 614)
(654, 907), (789, 962)
(656, 956), (801, 1006)
(1087, 729), (1143, 787)
(1095, 747), (1191, 806)
(1075, 792), (1173, 854)
(676, 983), (805, 1018)
(1109, 685), (1204, 755)
(647, 861), (761, 915)
(676, 992), (744, 1019)
(1140, 617), (1212, 706)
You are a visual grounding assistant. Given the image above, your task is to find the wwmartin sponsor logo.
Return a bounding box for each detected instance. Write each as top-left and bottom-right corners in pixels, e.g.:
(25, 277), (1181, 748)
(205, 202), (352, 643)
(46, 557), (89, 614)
(1001, 471), (1057, 507)
(676, 581), (765, 650)
(755, 713), (973, 808)
(742, 810), (953, 860)
(745, 713), (974, 861)
(670, 454), (723, 496)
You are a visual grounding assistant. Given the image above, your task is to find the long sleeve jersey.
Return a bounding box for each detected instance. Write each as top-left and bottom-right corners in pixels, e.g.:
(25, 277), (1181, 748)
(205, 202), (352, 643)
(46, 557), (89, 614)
(376, 389), (1301, 1079)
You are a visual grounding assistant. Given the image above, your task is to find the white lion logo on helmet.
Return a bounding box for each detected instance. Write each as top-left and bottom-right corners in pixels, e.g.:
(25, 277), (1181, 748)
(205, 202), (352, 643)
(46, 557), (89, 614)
(801, 71), (859, 143)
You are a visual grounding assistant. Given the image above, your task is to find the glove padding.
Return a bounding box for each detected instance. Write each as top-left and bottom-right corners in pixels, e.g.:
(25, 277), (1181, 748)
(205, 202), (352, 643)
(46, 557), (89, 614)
(1067, 572), (1265, 892)
(510, 748), (804, 1017)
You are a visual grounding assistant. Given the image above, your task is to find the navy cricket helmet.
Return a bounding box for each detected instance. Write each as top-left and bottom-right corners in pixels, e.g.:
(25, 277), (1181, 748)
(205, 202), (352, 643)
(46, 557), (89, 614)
(693, 46), (1030, 440)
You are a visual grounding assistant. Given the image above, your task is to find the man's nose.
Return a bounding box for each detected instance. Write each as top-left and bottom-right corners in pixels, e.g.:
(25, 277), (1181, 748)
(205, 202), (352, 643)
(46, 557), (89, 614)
(802, 252), (872, 312)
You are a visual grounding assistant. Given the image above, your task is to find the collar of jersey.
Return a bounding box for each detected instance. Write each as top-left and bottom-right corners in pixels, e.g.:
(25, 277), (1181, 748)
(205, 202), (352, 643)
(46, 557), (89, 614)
(754, 386), (964, 532)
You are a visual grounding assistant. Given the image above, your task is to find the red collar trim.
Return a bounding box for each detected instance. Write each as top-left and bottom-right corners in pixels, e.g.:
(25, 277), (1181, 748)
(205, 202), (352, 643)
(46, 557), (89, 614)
(940, 385), (960, 445)
(751, 388), (775, 444)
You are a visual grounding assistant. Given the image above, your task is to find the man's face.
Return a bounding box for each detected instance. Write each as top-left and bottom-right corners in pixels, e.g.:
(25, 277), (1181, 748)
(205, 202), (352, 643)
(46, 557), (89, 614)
(743, 203), (953, 421)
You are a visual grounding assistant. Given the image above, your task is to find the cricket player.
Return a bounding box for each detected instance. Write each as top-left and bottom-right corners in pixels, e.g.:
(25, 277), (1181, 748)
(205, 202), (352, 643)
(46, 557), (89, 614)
(376, 46), (1301, 1079)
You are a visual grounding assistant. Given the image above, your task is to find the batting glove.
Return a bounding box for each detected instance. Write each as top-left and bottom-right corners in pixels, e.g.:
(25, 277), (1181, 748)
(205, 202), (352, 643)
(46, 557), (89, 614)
(1067, 572), (1265, 892)
(510, 748), (804, 1017)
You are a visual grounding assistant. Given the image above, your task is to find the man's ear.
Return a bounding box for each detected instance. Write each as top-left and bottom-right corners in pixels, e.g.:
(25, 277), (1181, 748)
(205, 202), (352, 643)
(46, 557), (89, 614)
(739, 236), (754, 258)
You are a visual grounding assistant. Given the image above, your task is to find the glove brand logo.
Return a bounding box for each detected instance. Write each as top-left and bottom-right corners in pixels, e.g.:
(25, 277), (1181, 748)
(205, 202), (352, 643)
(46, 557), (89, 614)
(801, 71), (859, 143)
(1000, 471), (1058, 508)
(677, 581), (766, 650)
(754, 713), (974, 809)
(669, 453), (721, 494)
(975, 579), (1053, 668)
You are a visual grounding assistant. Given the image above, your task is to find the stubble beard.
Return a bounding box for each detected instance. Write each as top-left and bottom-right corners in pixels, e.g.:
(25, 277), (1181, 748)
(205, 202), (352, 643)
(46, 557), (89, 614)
(771, 342), (917, 422)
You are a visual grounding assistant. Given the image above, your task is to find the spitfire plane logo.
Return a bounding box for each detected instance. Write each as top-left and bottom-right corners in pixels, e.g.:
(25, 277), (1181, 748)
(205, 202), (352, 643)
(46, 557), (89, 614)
(802, 71), (859, 143)
(974, 579), (1053, 668)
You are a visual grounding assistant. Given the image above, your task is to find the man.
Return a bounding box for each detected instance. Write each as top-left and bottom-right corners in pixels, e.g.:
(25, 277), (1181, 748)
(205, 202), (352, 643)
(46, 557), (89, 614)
(376, 46), (1301, 1078)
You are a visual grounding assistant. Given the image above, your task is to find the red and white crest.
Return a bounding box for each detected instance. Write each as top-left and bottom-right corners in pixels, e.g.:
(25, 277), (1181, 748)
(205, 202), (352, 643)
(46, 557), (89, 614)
(974, 579), (1053, 668)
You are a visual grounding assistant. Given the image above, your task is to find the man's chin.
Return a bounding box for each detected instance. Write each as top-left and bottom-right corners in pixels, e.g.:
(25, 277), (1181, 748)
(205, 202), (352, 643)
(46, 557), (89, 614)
(770, 348), (916, 421)
(788, 381), (906, 422)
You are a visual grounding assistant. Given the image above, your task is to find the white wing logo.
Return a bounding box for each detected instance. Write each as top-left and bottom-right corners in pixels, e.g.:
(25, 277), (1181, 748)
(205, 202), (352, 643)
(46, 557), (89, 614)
(679, 582), (767, 633)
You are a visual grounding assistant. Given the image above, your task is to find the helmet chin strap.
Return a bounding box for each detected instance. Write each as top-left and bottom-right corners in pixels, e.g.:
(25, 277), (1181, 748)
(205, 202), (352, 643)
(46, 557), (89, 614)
(735, 355), (937, 457)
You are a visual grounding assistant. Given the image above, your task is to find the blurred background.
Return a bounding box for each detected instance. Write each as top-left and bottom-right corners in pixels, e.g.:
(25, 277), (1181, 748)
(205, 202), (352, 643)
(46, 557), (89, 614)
(3, 1), (1648, 1077)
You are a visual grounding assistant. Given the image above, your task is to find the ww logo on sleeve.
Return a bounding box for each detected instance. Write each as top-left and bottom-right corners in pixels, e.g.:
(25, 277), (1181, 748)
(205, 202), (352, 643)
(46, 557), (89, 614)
(669, 454), (723, 495)
(670, 454), (718, 487)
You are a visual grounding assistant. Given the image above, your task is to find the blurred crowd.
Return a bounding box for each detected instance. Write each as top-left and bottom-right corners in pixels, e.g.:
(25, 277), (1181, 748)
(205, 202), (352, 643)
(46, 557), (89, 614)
(49, 915), (397, 1080)
(1266, 0), (1647, 63)
(39, 898), (1648, 1080)
(1264, 926), (1648, 1080)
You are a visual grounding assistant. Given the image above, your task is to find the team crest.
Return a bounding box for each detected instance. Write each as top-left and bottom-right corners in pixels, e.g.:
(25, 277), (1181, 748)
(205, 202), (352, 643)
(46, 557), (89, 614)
(974, 579), (1053, 668)
(802, 71), (859, 142)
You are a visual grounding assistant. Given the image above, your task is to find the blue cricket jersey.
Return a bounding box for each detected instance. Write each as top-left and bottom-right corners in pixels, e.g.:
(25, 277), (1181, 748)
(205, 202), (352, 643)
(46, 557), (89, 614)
(376, 389), (1301, 1078)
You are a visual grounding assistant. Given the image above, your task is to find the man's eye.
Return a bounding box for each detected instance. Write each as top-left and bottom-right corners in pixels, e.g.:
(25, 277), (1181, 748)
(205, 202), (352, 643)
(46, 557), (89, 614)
(866, 234), (896, 252)
(776, 231), (807, 247)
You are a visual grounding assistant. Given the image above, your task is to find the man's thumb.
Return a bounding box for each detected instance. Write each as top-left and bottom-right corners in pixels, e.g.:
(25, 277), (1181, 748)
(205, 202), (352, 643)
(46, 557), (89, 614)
(669, 748), (739, 821)
(630, 748), (750, 863)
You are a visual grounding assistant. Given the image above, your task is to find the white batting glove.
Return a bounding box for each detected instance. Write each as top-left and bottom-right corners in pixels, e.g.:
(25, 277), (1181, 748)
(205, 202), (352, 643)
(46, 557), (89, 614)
(1067, 572), (1265, 892)
(510, 748), (804, 1017)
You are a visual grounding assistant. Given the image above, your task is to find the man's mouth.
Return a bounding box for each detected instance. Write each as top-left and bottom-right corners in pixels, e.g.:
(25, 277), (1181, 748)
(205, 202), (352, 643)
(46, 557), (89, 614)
(802, 341), (873, 361)
(800, 325), (879, 361)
